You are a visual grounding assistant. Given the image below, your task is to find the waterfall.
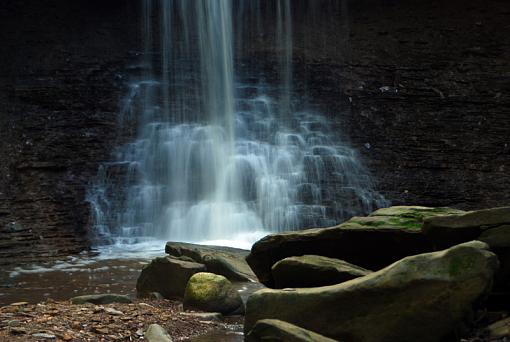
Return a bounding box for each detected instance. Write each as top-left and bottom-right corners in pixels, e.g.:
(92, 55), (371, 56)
(87, 0), (389, 250)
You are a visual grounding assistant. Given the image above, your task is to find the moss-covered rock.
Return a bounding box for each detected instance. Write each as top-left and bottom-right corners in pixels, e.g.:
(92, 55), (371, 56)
(136, 256), (206, 299)
(165, 242), (256, 282)
(272, 255), (371, 288)
(246, 319), (337, 342)
(245, 241), (498, 342)
(183, 272), (244, 315)
(248, 206), (462, 287)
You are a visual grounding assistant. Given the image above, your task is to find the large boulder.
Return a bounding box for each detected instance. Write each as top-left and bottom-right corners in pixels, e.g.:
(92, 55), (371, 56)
(423, 207), (510, 249)
(246, 319), (338, 342)
(183, 272), (244, 315)
(166, 242), (257, 282)
(247, 206), (462, 287)
(272, 255), (371, 288)
(136, 256), (206, 299)
(245, 241), (499, 342)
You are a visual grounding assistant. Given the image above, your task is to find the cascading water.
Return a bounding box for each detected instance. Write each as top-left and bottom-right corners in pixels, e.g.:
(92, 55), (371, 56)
(88, 0), (389, 251)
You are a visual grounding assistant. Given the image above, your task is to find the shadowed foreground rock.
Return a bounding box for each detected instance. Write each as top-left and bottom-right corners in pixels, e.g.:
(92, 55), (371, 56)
(272, 255), (371, 288)
(183, 272), (244, 315)
(246, 319), (338, 342)
(136, 257), (206, 299)
(248, 206), (462, 286)
(423, 207), (510, 248)
(245, 241), (498, 342)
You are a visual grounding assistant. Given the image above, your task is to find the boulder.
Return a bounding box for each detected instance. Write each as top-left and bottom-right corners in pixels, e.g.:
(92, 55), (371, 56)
(166, 242), (257, 282)
(70, 294), (132, 305)
(423, 207), (510, 249)
(272, 255), (371, 288)
(136, 256), (206, 299)
(487, 317), (510, 339)
(245, 241), (499, 342)
(248, 206), (462, 287)
(183, 272), (244, 315)
(246, 319), (338, 342)
(145, 324), (173, 342)
(480, 225), (510, 289)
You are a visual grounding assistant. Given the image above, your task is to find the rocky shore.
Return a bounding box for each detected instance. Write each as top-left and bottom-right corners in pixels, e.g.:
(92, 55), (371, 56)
(0, 298), (242, 341)
(3, 205), (510, 341)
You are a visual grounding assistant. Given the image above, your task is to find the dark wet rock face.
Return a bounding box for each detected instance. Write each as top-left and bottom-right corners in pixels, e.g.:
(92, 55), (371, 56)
(0, 0), (140, 264)
(1, 0), (510, 263)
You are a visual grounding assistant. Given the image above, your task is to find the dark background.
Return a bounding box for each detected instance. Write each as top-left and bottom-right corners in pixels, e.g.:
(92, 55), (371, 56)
(0, 0), (509, 263)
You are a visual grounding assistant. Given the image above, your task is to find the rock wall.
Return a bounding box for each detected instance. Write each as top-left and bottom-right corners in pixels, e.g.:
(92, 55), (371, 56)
(308, 0), (510, 209)
(0, 0), (140, 263)
(0, 0), (509, 263)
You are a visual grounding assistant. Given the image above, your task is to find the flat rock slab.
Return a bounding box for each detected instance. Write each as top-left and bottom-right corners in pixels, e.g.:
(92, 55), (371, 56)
(70, 294), (132, 305)
(247, 206), (464, 287)
(272, 255), (371, 288)
(246, 319), (338, 342)
(166, 242), (257, 282)
(245, 241), (498, 342)
(423, 207), (510, 248)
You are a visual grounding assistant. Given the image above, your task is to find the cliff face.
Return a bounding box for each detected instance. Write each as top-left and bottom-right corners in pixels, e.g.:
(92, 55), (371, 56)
(0, 0), (140, 263)
(1, 0), (509, 263)
(300, 0), (510, 208)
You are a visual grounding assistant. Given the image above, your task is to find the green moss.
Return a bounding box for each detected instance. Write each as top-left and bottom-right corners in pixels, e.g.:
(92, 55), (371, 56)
(387, 217), (422, 230)
(360, 220), (387, 227)
(448, 255), (477, 277)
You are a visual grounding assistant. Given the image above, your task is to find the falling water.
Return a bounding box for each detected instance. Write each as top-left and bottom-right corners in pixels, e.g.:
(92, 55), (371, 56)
(87, 0), (388, 251)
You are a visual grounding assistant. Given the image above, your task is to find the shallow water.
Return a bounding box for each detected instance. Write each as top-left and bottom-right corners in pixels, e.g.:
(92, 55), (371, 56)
(0, 255), (150, 306)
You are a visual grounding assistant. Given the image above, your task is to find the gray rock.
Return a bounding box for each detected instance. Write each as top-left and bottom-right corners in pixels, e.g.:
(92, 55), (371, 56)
(166, 242), (257, 282)
(246, 319), (338, 342)
(179, 311), (223, 322)
(145, 324), (173, 342)
(136, 256), (206, 299)
(423, 207), (510, 248)
(70, 294), (132, 305)
(183, 272), (244, 315)
(245, 241), (498, 342)
(272, 255), (371, 288)
(31, 333), (57, 339)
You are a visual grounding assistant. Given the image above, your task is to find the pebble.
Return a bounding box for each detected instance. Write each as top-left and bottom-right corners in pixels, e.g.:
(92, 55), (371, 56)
(10, 327), (27, 335)
(105, 307), (124, 316)
(32, 332), (57, 339)
(10, 302), (29, 306)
